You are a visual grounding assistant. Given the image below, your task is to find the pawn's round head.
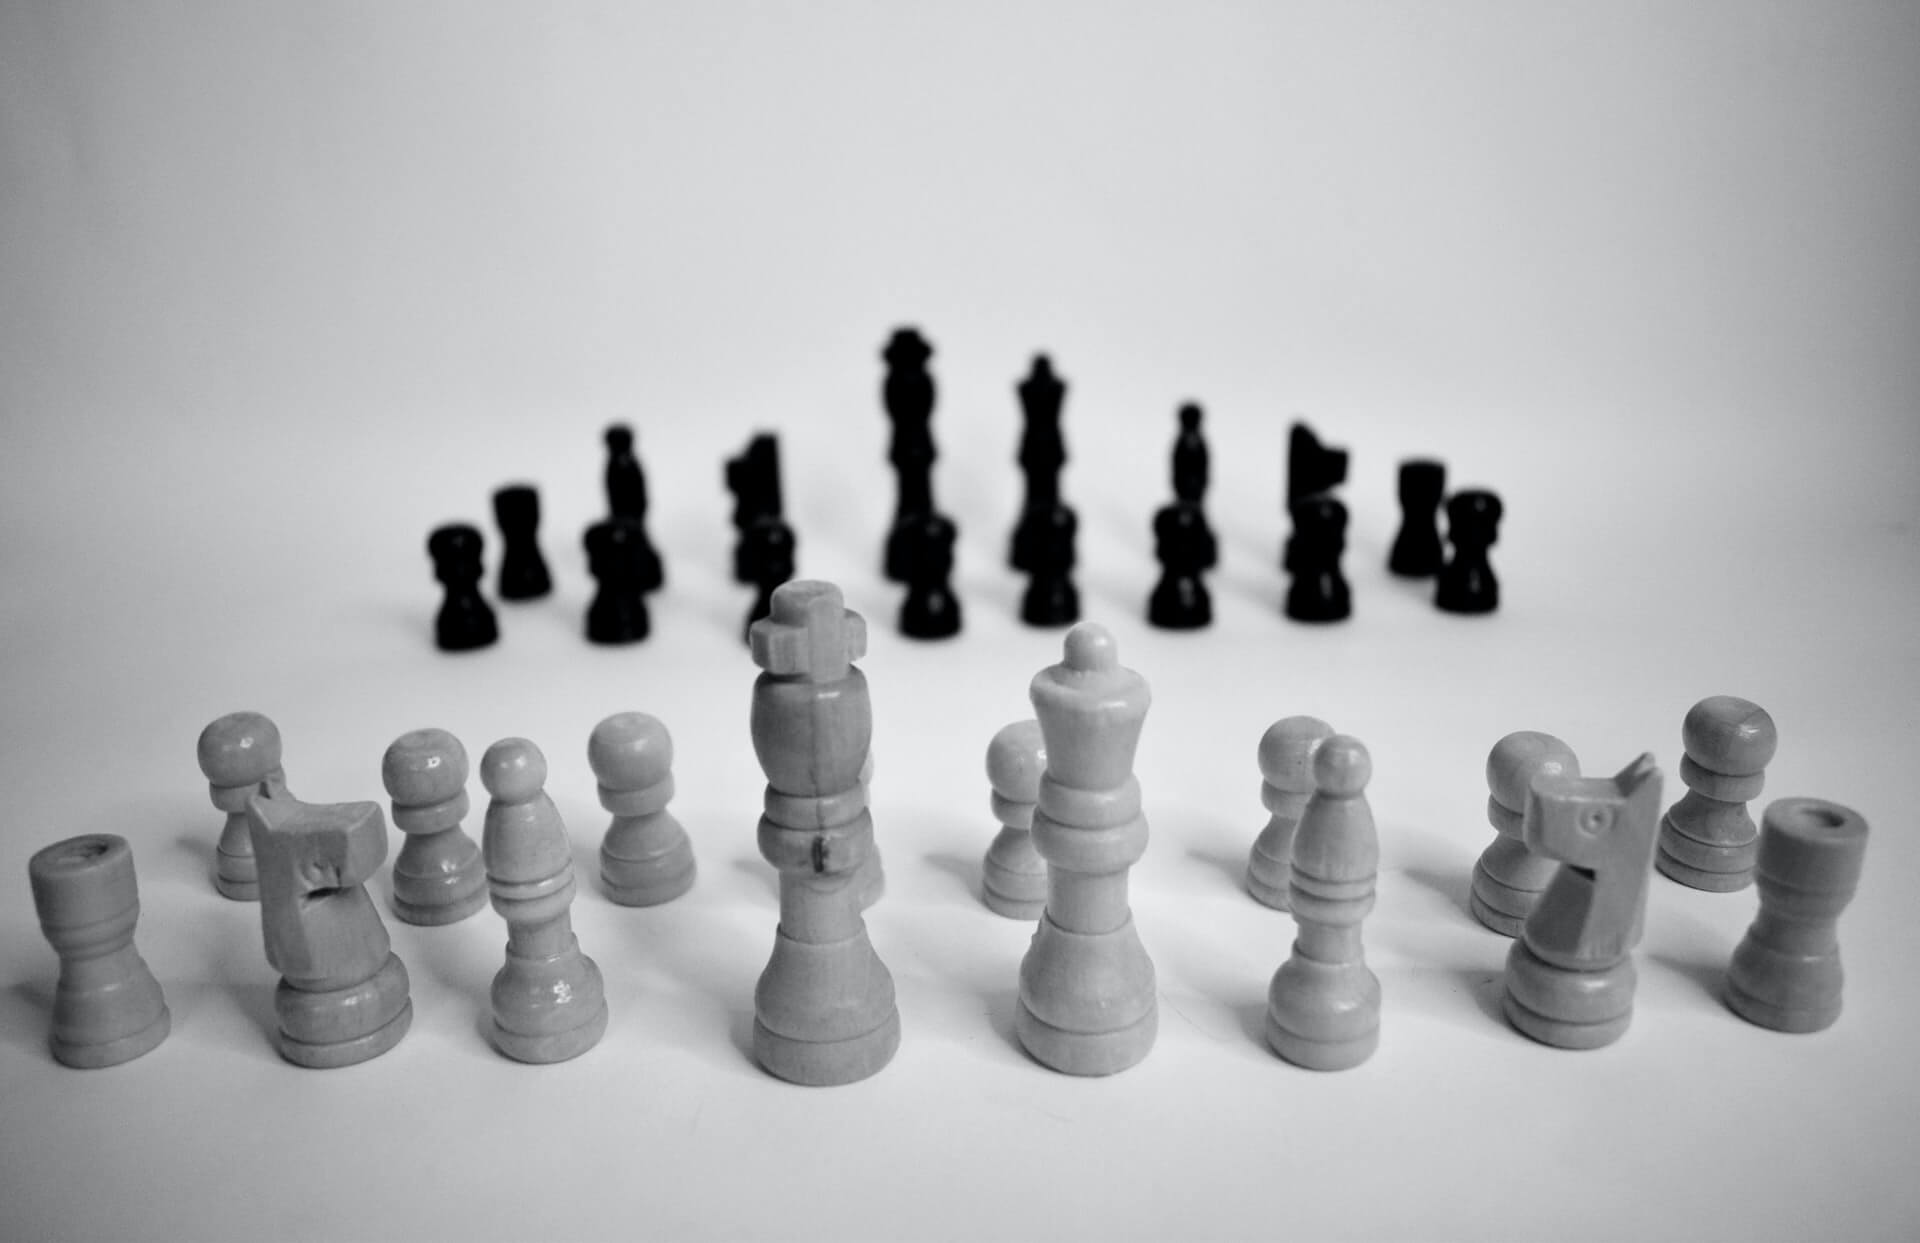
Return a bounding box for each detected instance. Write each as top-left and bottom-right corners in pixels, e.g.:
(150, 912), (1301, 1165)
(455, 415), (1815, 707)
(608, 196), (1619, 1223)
(1312, 735), (1371, 797)
(1258, 716), (1335, 787)
(480, 737), (547, 802)
(427, 524), (483, 571)
(1062, 622), (1118, 674)
(587, 712), (673, 791)
(197, 711), (282, 786)
(382, 727), (469, 806)
(1486, 731), (1579, 810)
(986, 719), (1047, 803)
(605, 424), (634, 452)
(1178, 403), (1202, 432)
(1682, 696), (1778, 776)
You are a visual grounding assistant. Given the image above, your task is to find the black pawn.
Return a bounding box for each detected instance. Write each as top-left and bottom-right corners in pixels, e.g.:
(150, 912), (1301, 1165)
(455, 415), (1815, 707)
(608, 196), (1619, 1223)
(1286, 421), (1349, 507)
(725, 433), (783, 584)
(740, 515), (797, 642)
(1436, 490), (1502, 614)
(1010, 355), (1068, 572)
(1171, 403), (1217, 569)
(899, 512), (962, 639)
(427, 524), (499, 651)
(583, 519), (651, 644)
(604, 424), (664, 592)
(492, 484), (553, 600)
(1388, 459), (1446, 577)
(1149, 501), (1213, 629)
(882, 328), (938, 582)
(1284, 495), (1351, 622)
(1020, 502), (1079, 627)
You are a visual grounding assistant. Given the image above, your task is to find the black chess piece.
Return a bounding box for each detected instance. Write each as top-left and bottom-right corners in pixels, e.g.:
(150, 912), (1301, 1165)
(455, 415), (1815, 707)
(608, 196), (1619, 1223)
(583, 519), (651, 644)
(427, 524), (499, 651)
(1170, 403), (1217, 570)
(492, 484), (553, 601)
(899, 511), (962, 639)
(1020, 501), (1080, 627)
(725, 433), (783, 584)
(1009, 355), (1068, 572)
(604, 424), (664, 592)
(1284, 495), (1352, 622)
(740, 515), (796, 642)
(1148, 501), (1213, 629)
(1388, 459), (1446, 578)
(882, 328), (938, 582)
(1286, 421), (1349, 508)
(1436, 489), (1502, 614)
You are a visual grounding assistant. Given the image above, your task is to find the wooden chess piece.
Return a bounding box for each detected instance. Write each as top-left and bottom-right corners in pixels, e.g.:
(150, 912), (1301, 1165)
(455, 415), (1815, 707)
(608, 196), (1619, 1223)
(482, 738), (608, 1063)
(1020, 502), (1080, 627)
(1725, 797), (1868, 1033)
(492, 483), (553, 600)
(591, 712), (697, 907)
(1286, 420), (1348, 507)
(1435, 489), (1502, 614)
(740, 515), (797, 643)
(602, 424), (664, 591)
(882, 328), (938, 582)
(197, 710), (290, 901)
(1245, 715), (1334, 910)
(1147, 501), (1213, 629)
(583, 518), (651, 644)
(1266, 735), (1381, 1070)
(1388, 459), (1445, 577)
(1470, 731), (1580, 936)
(1010, 354), (1068, 572)
(427, 523), (499, 651)
(1284, 494), (1351, 622)
(1658, 696), (1778, 892)
(899, 511), (962, 639)
(982, 720), (1048, 919)
(1170, 403), (1216, 567)
(1017, 623), (1158, 1075)
(1502, 754), (1662, 1049)
(381, 727), (488, 926)
(28, 834), (170, 1068)
(247, 792), (413, 1068)
(726, 431), (783, 583)
(749, 581), (899, 1085)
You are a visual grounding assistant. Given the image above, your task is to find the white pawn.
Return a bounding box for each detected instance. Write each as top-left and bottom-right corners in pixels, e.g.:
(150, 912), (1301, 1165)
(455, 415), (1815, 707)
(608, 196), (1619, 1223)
(1266, 735), (1380, 1071)
(982, 720), (1047, 919)
(481, 738), (608, 1063)
(590, 712), (697, 906)
(1245, 716), (1334, 909)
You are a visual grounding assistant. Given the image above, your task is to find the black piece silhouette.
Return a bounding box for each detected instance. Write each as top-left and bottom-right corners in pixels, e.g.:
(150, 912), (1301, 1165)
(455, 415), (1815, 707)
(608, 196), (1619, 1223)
(492, 484), (553, 601)
(898, 511), (962, 639)
(740, 516), (797, 642)
(1009, 354), (1068, 572)
(882, 328), (939, 582)
(1436, 489), (1503, 614)
(583, 518), (651, 644)
(1020, 501), (1080, 628)
(1388, 459), (1447, 578)
(1149, 501), (1213, 630)
(1286, 421), (1349, 508)
(427, 524), (499, 651)
(1284, 495), (1352, 623)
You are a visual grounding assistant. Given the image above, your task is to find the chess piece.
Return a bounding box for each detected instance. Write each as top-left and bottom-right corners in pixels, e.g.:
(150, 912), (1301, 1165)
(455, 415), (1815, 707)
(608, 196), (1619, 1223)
(982, 720), (1048, 919)
(1470, 731), (1581, 936)
(1503, 753), (1662, 1050)
(1725, 797), (1868, 1033)
(1266, 735), (1380, 1070)
(882, 328), (938, 582)
(1170, 403), (1217, 567)
(740, 515), (797, 643)
(1147, 501), (1213, 629)
(583, 518), (651, 644)
(1020, 502), (1080, 627)
(492, 484), (553, 601)
(481, 738), (608, 1063)
(248, 792), (412, 1068)
(749, 581), (899, 1085)
(1017, 623), (1157, 1076)
(197, 710), (290, 901)
(381, 728), (488, 926)
(427, 523), (499, 651)
(726, 432), (784, 584)
(1388, 459), (1445, 577)
(591, 712), (697, 906)
(851, 750), (885, 912)
(28, 834), (170, 1068)
(899, 511), (962, 639)
(1009, 355), (1068, 572)
(602, 424), (664, 591)
(1286, 420), (1348, 507)
(1436, 489), (1502, 614)
(1657, 695), (1778, 892)
(1245, 715), (1335, 910)
(1284, 494), (1351, 622)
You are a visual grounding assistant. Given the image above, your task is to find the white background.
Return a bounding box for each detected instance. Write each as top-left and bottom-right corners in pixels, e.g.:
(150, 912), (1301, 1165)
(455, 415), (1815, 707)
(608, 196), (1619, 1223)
(2, 4), (1917, 1240)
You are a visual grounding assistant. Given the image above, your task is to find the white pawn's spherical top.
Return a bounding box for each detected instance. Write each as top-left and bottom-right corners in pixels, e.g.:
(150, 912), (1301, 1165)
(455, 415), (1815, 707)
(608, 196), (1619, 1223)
(1682, 696), (1778, 776)
(987, 720), (1046, 803)
(383, 728), (467, 806)
(1313, 735), (1371, 797)
(198, 710), (281, 785)
(588, 712), (673, 791)
(1063, 622), (1118, 673)
(481, 738), (546, 802)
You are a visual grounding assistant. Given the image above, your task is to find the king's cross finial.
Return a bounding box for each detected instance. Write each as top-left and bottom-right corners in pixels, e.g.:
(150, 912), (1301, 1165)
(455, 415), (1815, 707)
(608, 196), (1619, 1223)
(749, 580), (867, 681)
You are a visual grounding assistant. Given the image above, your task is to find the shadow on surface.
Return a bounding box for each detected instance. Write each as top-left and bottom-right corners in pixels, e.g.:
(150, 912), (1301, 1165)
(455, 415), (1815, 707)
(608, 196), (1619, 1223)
(922, 850), (981, 904)
(1402, 863), (1472, 920)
